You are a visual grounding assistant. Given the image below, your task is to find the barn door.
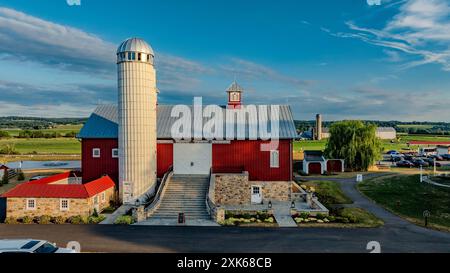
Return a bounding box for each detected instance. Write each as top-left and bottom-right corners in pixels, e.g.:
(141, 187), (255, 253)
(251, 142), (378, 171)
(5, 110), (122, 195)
(0, 197), (6, 223)
(174, 143), (212, 175)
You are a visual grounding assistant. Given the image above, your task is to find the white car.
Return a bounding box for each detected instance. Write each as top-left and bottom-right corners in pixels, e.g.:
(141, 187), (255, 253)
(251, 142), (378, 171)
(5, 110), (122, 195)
(0, 239), (77, 253)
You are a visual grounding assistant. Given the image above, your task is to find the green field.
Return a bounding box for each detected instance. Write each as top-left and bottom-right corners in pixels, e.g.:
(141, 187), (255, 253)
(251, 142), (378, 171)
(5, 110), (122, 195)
(0, 138), (81, 154)
(397, 124), (434, 130)
(358, 175), (450, 231)
(2, 124), (82, 137)
(295, 135), (450, 153)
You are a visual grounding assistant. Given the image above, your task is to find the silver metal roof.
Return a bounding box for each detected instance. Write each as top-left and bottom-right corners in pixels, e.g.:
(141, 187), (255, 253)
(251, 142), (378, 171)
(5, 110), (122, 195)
(78, 104), (298, 140)
(226, 81), (244, 93)
(117, 38), (154, 56)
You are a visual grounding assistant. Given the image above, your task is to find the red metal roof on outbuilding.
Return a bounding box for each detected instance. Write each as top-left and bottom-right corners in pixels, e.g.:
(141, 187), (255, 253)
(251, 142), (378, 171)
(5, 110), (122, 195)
(1, 174), (115, 199)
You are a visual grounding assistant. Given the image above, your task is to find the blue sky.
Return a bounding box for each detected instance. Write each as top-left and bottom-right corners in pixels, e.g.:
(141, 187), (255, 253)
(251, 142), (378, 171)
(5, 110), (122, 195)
(0, 0), (449, 121)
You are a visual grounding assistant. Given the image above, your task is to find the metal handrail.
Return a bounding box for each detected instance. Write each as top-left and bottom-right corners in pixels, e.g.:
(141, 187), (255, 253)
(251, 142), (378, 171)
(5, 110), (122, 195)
(205, 168), (215, 217)
(145, 166), (173, 215)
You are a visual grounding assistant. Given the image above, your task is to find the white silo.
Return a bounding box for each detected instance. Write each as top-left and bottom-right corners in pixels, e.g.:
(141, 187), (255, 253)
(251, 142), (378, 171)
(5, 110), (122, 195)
(117, 38), (157, 204)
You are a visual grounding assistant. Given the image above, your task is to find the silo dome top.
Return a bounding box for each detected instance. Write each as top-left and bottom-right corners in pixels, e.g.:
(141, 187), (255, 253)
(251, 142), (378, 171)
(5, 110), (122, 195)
(117, 38), (154, 56)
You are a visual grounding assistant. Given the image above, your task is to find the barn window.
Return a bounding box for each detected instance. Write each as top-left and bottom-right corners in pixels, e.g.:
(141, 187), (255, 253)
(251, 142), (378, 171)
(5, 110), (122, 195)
(112, 148), (119, 158)
(92, 148), (101, 158)
(26, 199), (36, 210)
(101, 192), (106, 203)
(270, 150), (279, 168)
(60, 199), (69, 211)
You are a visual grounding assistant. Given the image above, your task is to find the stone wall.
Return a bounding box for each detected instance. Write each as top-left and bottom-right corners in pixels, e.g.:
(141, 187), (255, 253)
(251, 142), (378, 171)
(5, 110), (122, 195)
(6, 187), (115, 219)
(213, 172), (292, 206)
(214, 173), (251, 205)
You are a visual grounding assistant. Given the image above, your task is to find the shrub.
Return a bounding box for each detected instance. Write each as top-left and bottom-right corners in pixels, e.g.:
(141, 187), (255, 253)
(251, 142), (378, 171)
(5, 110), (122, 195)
(52, 216), (66, 224)
(22, 216), (34, 224)
(68, 215), (83, 224)
(299, 212), (310, 219)
(5, 217), (18, 224)
(256, 212), (269, 221)
(80, 215), (89, 224)
(316, 213), (326, 220)
(92, 208), (99, 218)
(37, 215), (52, 224)
(88, 215), (106, 224)
(114, 215), (135, 225)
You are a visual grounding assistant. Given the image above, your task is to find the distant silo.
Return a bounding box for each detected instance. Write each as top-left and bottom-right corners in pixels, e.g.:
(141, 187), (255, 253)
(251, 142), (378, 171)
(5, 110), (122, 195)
(117, 38), (157, 204)
(316, 114), (322, 141)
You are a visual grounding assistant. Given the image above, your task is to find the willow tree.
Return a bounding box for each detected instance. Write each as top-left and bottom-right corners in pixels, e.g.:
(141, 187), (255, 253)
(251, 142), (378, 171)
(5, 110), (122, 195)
(324, 120), (382, 171)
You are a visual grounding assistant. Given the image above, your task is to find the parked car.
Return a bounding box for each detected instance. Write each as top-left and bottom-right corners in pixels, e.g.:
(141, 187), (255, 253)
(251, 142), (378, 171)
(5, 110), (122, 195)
(412, 159), (430, 168)
(428, 155), (444, 161)
(387, 150), (400, 155)
(442, 154), (450, 160)
(29, 176), (47, 181)
(403, 154), (415, 161)
(423, 158), (442, 167)
(396, 160), (414, 168)
(391, 155), (404, 162)
(0, 239), (77, 253)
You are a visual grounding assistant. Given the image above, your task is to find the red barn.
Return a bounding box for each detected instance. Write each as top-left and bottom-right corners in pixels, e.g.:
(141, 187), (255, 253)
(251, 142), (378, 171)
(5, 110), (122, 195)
(78, 82), (298, 187)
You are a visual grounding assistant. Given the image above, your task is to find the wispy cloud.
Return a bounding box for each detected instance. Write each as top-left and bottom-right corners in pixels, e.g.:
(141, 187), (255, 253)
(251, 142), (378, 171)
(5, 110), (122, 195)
(327, 0), (450, 71)
(219, 58), (311, 86)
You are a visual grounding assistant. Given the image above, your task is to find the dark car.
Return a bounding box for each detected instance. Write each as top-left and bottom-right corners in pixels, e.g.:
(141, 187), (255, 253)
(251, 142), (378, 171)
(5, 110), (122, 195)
(390, 155), (404, 162)
(404, 154), (415, 161)
(396, 160), (414, 168)
(423, 158), (442, 167)
(442, 154), (450, 160)
(412, 159), (430, 167)
(387, 150), (399, 155)
(428, 155), (444, 161)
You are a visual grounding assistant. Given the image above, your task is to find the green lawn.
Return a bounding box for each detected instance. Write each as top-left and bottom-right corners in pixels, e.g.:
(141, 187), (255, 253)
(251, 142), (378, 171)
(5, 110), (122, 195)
(0, 138), (81, 154)
(299, 180), (353, 206)
(294, 140), (327, 151)
(358, 174), (450, 232)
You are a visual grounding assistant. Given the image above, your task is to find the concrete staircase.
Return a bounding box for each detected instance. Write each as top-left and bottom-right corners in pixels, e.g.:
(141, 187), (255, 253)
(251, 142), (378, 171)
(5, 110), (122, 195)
(149, 175), (211, 221)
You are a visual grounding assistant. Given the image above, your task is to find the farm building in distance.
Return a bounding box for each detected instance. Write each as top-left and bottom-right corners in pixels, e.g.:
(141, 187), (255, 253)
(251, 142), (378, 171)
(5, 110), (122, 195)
(310, 114), (397, 140)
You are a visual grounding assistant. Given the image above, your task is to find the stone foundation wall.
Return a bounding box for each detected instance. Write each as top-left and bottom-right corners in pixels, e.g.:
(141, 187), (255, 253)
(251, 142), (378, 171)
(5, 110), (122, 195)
(256, 181), (291, 202)
(214, 173), (292, 205)
(6, 188), (115, 219)
(7, 198), (91, 218)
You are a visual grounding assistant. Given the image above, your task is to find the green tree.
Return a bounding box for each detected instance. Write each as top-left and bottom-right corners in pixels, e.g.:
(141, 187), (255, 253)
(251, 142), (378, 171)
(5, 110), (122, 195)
(324, 120), (382, 171)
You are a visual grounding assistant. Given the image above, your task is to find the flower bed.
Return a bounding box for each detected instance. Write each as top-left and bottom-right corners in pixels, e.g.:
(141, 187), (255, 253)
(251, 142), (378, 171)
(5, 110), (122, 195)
(220, 211), (277, 226)
(292, 208), (383, 228)
(4, 214), (106, 225)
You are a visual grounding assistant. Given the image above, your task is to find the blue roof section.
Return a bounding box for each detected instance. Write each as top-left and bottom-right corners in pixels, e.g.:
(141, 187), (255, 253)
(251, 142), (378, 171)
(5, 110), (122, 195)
(77, 113), (118, 139)
(78, 104), (299, 140)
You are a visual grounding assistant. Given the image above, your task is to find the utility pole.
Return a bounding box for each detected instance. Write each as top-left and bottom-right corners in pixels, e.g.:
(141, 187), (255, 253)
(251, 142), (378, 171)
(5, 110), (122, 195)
(420, 165), (423, 183)
(433, 158), (436, 176)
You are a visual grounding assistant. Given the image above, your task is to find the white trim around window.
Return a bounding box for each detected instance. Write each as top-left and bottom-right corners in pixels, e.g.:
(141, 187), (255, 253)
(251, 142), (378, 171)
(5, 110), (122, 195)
(60, 199), (69, 211)
(270, 150), (280, 168)
(112, 148), (119, 158)
(26, 198), (36, 210)
(92, 148), (101, 158)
